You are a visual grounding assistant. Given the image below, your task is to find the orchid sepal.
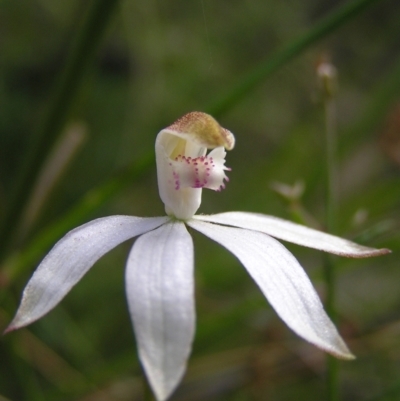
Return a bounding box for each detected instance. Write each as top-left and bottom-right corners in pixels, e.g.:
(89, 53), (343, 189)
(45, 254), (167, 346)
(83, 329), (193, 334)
(194, 212), (390, 258)
(5, 216), (168, 333)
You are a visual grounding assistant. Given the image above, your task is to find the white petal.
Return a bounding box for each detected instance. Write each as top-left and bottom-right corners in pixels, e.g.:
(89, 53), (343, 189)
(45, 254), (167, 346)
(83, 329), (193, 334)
(188, 219), (354, 359)
(195, 212), (389, 257)
(126, 221), (195, 401)
(6, 216), (168, 332)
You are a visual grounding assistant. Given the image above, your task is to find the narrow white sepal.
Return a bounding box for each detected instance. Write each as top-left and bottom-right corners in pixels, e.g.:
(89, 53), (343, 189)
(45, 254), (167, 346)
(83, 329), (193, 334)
(6, 216), (168, 332)
(188, 219), (354, 359)
(194, 212), (390, 257)
(126, 221), (195, 401)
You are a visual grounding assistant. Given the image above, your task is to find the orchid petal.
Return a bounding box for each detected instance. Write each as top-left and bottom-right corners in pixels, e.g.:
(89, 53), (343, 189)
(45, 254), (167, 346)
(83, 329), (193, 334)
(6, 216), (168, 332)
(195, 212), (389, 257)
(188, 219), (354, 359)
(126, 221), (195, 401)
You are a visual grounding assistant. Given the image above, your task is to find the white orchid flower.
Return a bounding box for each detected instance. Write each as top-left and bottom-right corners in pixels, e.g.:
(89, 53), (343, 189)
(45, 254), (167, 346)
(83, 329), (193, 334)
(6, 112), (389, 401)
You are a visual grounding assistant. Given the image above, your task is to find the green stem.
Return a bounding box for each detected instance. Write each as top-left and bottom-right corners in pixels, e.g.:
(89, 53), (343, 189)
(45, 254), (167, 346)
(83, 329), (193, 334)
(325, 98), (337, 233)
(0, 0), (120, 260)
(323, 88), (339, 400)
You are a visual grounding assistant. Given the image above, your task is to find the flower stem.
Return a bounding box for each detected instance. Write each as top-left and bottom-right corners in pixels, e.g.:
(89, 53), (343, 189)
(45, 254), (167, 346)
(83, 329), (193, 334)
(324, 94), (338, 235)
(319, 62), (339, 401)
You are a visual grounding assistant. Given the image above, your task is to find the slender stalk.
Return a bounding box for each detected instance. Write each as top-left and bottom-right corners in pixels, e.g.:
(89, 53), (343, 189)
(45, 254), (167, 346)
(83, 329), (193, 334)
(318, 62), (339, 401)
(324, 96), (338, 234)
(0, 0), (120, 260)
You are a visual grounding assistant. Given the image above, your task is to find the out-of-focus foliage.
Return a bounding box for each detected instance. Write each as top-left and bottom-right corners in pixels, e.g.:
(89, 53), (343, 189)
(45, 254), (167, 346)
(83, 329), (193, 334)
(1, 0), (400, 400)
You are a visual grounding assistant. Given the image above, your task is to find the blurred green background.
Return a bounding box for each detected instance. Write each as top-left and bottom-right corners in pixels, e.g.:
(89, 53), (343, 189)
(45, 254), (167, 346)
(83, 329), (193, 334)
(1, 0), (400, 400)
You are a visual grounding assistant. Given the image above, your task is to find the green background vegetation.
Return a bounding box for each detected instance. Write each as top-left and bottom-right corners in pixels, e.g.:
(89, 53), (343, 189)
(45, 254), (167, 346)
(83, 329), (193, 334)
(1, 0), (400, 400)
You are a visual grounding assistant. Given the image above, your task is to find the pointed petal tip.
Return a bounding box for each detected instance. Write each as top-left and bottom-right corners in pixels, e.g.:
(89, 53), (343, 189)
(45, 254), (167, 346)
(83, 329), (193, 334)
(3, 325), (14, 335)
(3, 316), (28, 335)
(145, 364), (184, 401)
(341, 246), (391, 259)
(195, 212), (391, 259)
(310, 338), (355, 361)
(314, 336), (355, 361)
(3, 317), (26, 335)
(341, 352), (356, 361)
(327, 347), (356, 361)
(153, 385), (176, 401)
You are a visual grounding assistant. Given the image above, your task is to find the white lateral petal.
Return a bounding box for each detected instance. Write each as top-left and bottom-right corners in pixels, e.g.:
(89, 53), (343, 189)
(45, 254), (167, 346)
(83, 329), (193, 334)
(126, 221), (195, 401)
(188, 219), (354, 359)
(6, 216), (168, 332)
(195, 212), (389, 257)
